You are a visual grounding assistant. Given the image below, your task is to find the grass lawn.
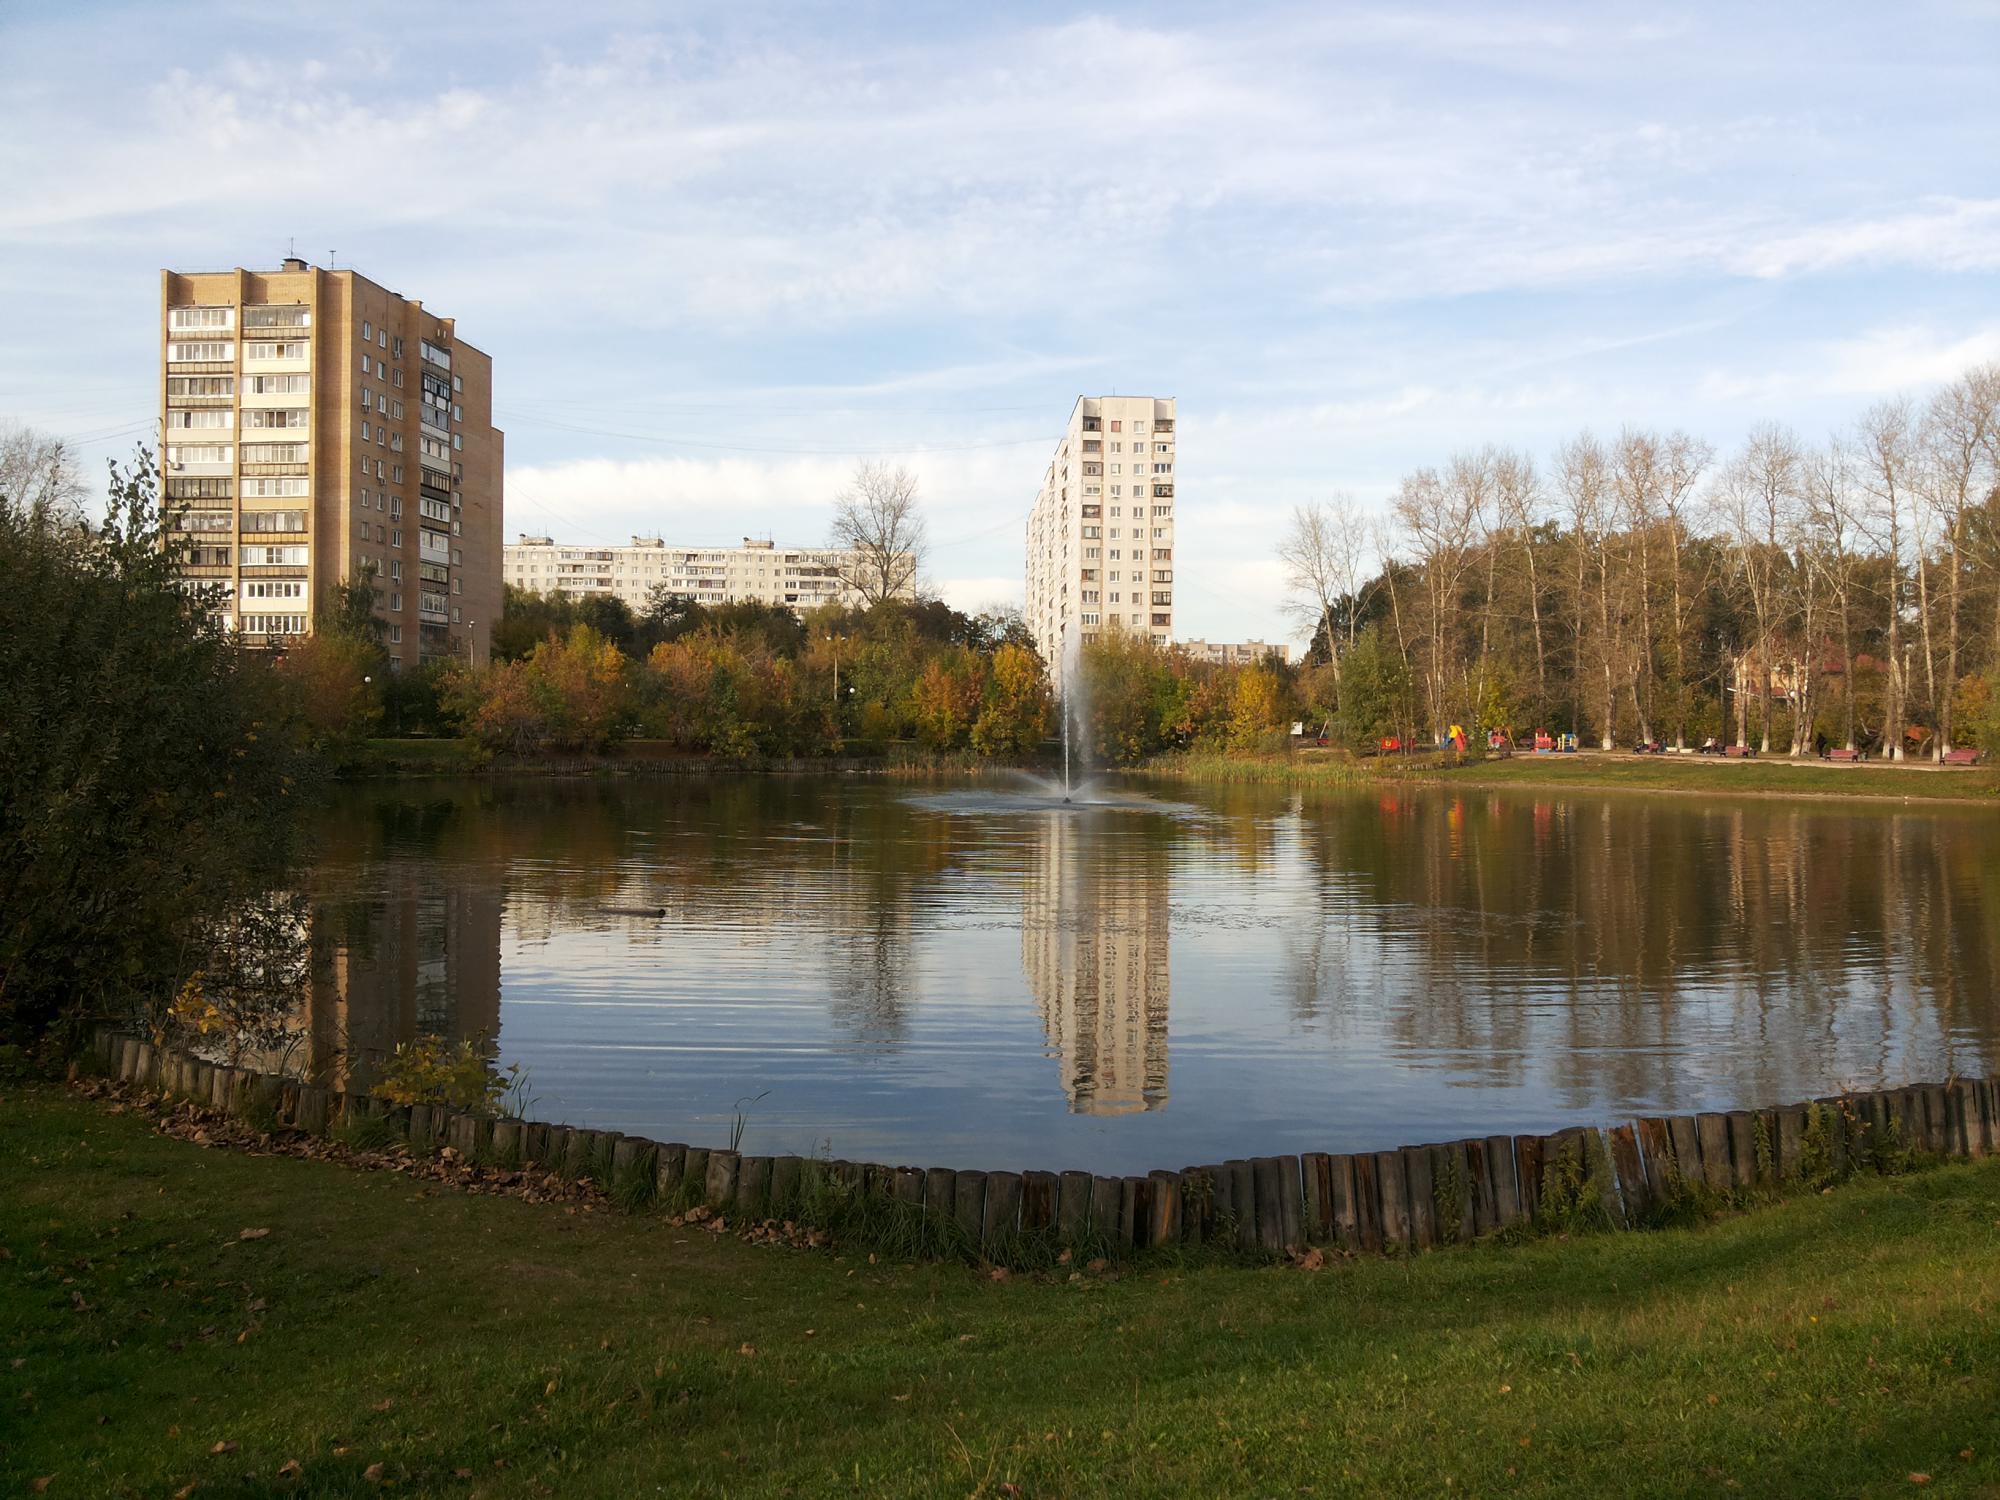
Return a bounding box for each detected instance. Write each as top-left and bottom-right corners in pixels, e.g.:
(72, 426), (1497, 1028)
(1146, 749), (2000, 804)
(5, 1087), (2000, 1496)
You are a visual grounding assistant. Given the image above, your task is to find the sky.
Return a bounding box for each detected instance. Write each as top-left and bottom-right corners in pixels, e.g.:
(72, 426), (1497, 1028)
(1, 0), (1996, 647)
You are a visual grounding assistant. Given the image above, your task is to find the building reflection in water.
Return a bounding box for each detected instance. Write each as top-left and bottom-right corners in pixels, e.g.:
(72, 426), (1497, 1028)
(1020, 812), (1170, 1114)
(305, 842), (503, 1092)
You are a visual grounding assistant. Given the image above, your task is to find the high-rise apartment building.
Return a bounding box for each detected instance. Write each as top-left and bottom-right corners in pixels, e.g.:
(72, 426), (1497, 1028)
(159, 258), (502, 667)
(505, 535), (909, 613)
(1025, 395), (1175, 670)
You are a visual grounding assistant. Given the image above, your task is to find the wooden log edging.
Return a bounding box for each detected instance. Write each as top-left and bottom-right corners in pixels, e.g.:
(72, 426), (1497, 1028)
(84, 1029), (2000, 1264)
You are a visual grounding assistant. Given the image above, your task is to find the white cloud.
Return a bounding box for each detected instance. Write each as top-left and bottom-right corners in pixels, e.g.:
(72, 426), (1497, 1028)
(1695, 324), (2000, 404)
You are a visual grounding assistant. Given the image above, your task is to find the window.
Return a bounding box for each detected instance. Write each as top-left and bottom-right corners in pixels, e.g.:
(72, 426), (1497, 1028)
(245, 373), (309, 394)
(245, 341), (308, 360)
(242, 581), (305, 601)
(165, 409), (231, 429)
(241, 510), (306, 533)
(241, 613), (308, 635)
(389, 591), (403, 612)
(240, 545), (308, 566)
(242, 408), (307, 428)
(393, 337), (404, 359)
(167, 340), (234, 361)
(243, 477), (307, 497)
(168, 510), (232, 532)
(243, 305), (309, 329)
(240, 442), (307, 464)
(169, 306), (234, 331)
(362, 321), (373, 341)
(389, 624), (403, 644)
(165, 443), (233, 467)
(378, 328), (387, 349)
(166, 375), (234, 398)
(389, 559), (404, 583)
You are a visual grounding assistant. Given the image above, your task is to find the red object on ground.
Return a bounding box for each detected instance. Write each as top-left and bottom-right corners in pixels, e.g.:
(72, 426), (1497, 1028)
(1826, 748), (1863, 762)
(1942, 747), (1983, 766)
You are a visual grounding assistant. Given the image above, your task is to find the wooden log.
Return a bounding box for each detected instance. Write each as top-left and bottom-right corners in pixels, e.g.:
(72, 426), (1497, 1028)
(1056, 1171), (1092, 1242)
(1121, 1177), (1151, 1249)
(1662, 1115), (1701, 1190)
(1174, 1167), (1212, 1243)
(295, 1084), (329, 1135)
(1251, 1158), (1287, 1252)
(921, 1166), (955, 1223)
(736, 1156), (772, 1216)
(1148, 1171), (1183, 1246)
(893, 1165), (926, 1208)
(208, 1066), (236, 1111)
(1774, 1107), (1806, 1180)
(613, 1136), (658, 1195)
(1445, 1140), (1479, 1242)
(1403, 1147), (1437, 1249)
(1019, 1170), (1057, 1233)
(1696, 1113), (1733, 1192)
(1608, 1124), (1647, 1221)
(1463, 1138), (1497, 1237)
(1374, 1150), (1411, 1248)
(681, 1146), (710, 1199)
(1350, 1153), (1382, 1253)
(187, 1061), (214, 1108)
(1633, 1117), (1673, 1204)
(1275, 1156), (1305, 1251)
(1723, 1111), (1756, 1187)
(1300, 1153), (1333, 1242)
(1227, 1161), (1257, 1252)
(983, 1171), (1023, 1248)
(768, 1154), (803, 1211)
(93, 1030), (116, 1072)
(1088, 1176), (1122, 1244)
(1485, 1136), (1522, 1229)
(488, 1118), (520, 1164)
(515, 1121), (548, 1167)
(1921, 1084), (1950, 1154)
(1973, 1080), (1999, 1157)
(1514, 1136), (1545, 1223)
(953, 1171), (988, 1244)
(1208, 1162), (1235, 1236)
(704, 1150), (740, 1209)
(1327, 1155), (1362, 1249)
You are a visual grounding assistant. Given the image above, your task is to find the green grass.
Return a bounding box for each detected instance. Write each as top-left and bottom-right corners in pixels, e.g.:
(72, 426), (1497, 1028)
(1141, 747), (2000, 803)
(5, 1087), (2000, 1496)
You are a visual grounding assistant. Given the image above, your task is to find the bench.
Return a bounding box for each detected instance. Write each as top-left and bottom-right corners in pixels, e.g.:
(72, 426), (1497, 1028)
(1723, 744), (1755, 758)
(1826, 748), (1863, 762)
(1943, 747), (1983, 766)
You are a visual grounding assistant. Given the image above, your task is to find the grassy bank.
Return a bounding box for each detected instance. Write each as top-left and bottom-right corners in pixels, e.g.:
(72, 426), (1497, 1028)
(1141, 747), (2000, 803)
(6, 1085), (1999, 1496)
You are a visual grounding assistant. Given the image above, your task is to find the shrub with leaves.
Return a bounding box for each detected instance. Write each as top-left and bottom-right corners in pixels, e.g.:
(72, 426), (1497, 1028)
(374, 1033), (523, 1116)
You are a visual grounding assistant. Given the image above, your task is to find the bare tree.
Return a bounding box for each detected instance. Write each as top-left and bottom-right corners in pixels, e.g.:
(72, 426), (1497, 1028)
(1492, 448), (1549, 720)
(1853, 400), (1917, 760)
(1716, 426), (1804, 753)
(1278, 494), (1374, 679)
(1392, 466), (1480, 735)
(830, 460), (926, 606)
(1802, 439), (1864, 751)
(0, 422), (90, 520)
(1557, 434), (1619, 747)
(1918, 367), (1999, 753)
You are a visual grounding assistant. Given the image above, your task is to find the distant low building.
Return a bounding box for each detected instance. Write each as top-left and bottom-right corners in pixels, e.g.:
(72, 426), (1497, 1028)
(504, 535), (911, 614)
(1181, 639), (1291, 666)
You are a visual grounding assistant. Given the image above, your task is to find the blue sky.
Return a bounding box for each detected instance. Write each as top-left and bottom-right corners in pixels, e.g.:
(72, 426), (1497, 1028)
(2, 1), (1996, 644)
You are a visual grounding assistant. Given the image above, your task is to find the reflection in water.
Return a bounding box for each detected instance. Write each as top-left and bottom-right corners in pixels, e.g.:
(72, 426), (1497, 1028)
(1022, 813), (1169, 1114)
(297, 776), (2000, 1173)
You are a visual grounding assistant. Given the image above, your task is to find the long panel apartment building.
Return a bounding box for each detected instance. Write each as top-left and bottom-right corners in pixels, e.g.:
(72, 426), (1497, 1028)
(505, 535), (909, 613)
(160, 258), (502, 666)
(1025, 395), (1175, 669)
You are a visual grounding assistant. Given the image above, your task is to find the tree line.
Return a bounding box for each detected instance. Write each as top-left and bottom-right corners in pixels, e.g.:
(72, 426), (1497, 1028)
(1282, 363), (2000, 757)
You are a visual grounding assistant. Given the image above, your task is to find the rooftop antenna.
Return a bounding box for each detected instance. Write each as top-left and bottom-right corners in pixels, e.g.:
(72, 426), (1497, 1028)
(287, 235), (295, 260)
(329, 250), (337, 269)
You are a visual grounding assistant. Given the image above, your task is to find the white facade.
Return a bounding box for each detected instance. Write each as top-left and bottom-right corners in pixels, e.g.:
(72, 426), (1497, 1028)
(504, 535), (900, 613)
(1181, 639), (1291, 666)
(1025, 395), (1176, 669)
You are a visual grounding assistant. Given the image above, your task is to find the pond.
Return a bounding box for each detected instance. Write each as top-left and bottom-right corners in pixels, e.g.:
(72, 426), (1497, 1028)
(301, 773), (2000, 1174)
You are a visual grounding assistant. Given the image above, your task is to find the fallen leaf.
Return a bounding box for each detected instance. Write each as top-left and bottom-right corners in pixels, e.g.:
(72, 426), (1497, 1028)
(1086, 1258), (1108, 1274)
(175, 1485), (197, 1499)
(455, 1468), (473, 1479)
(987, 1267), (1010, 1283)
(1499, 1384), (1512, 1394)
(237, 1229), (270, 1242)
(364, 1462), (385, 1482)
(372, 1399), (394, 1413)
(32, 1481), (53, 1495)
(738, 1343), (756, 1357)
(277, 1459), (302, 1478)
(209, 1440), (238, 1455)
(1909, 1476), (1932, 1486)
(544, 1379), (558, 1397)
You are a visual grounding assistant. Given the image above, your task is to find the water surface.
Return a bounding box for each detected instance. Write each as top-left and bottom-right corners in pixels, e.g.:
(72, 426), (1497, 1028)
(301, 774), (2000, 1173)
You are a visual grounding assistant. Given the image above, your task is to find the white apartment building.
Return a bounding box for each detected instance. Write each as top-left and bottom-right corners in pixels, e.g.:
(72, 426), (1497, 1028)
(504, 535), (903, 613)
(1025, 395), (1175, 669)
(1181, 639), (1292, 666)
